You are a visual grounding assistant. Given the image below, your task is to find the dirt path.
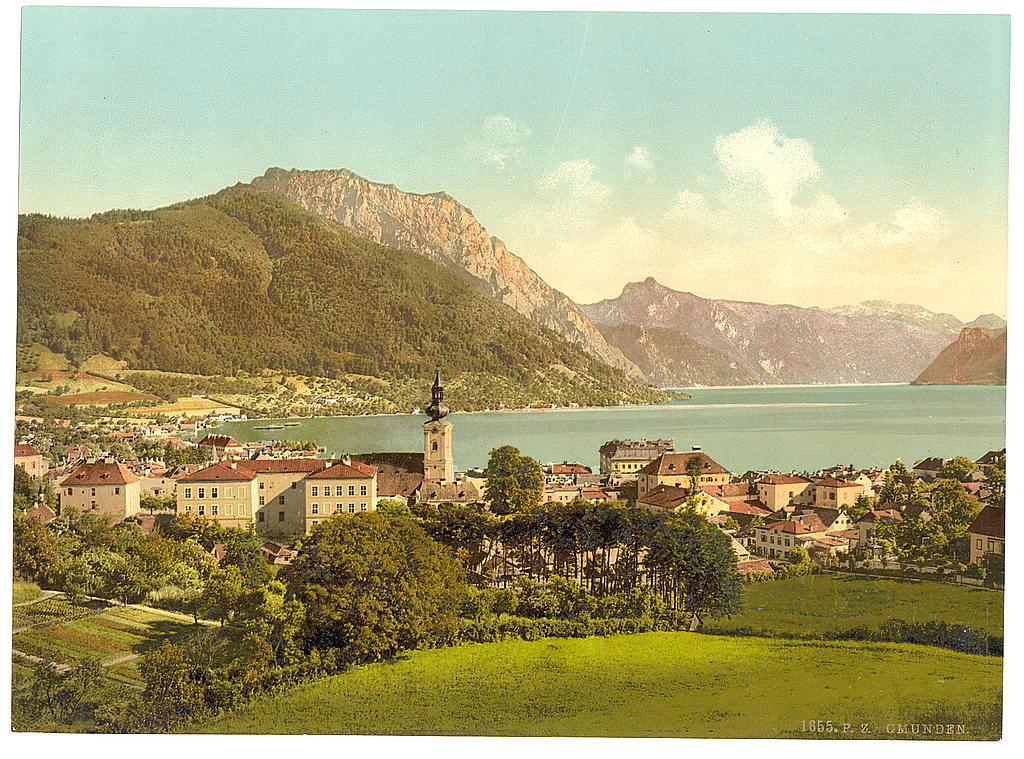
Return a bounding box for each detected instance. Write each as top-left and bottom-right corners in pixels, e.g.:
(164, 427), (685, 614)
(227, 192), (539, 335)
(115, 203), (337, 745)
(12, 589), (61, 607)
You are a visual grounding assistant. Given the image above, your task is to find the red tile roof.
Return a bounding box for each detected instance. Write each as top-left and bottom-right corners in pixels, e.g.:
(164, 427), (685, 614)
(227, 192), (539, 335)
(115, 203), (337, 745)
(14, 444), (41, 458)
(755, 520), (812, 535)
(759, 474), (810, 485)
(551, 463), (592, 474)
(306, 461), (377, 479)
(24, 503), (57, 523)
(60, 461), (140, 486)
(724, 499), (772, 516)
(178, 462), (256, 482)
(913, 457), (945, 471)
(639, 451), (730, 477)
(196, 435), (242, 449)
(736, 559), (773, 575)
(636, 484), (692, 510)
(968, 507), (1004, 539)
(241, 459), (329, 474)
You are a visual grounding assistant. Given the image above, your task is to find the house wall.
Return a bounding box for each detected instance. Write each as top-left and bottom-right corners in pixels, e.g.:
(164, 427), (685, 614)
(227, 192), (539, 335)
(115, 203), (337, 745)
(177, 479), (258, 529)
(15, 454), (47, 477)
(60, 481), (140, 523)
(304, 476), (377, 532)
(254, 472), (309, 538)
(969, 532), (1005, 564)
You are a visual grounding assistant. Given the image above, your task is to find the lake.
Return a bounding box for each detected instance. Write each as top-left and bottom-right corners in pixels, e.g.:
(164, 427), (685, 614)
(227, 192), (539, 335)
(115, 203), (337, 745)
(213, 384), (1005, 474)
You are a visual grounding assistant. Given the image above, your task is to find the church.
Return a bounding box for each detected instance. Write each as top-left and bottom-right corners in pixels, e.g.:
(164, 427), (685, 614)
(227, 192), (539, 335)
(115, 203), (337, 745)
(352, 368), (480, 506)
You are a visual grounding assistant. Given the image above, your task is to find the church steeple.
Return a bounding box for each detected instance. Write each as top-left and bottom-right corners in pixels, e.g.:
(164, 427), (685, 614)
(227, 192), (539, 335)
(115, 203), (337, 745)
(423, 366), (453, 482)
(425, 365), (448, 421)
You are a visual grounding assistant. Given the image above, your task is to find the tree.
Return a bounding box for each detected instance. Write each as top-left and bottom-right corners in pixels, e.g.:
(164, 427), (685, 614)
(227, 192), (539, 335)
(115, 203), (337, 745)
(222, 528), (273, 588)
(843, 494), (874, 523)
(137, 642), (206, 730)
(376, 498), (414, 517)
(237, 580), (306, 662)
(483, 445), (544, 515)
(284, 513), (465, 661)
(939, 456), (977, 483)
(199, 565), (245, 625)
(984, 454), (1005, 508)
(14, 514), (68, 585)
(787, 546), (810, 565)
(28, 659), (103, 724)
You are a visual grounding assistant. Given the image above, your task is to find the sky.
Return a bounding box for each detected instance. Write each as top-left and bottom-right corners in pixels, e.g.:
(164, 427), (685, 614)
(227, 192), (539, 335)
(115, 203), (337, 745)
(18, 7), (1010, 320)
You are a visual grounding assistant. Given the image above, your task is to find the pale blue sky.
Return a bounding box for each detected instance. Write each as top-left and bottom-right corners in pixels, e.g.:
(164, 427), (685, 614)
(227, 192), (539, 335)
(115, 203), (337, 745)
(19, 8), (1009, 317)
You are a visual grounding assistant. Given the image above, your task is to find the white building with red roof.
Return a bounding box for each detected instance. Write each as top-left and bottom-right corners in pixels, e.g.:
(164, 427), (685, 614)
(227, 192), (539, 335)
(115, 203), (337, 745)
(636, 448), (731, 497)
(59, 459), (141, 523)
(15, 443), (48, 477)
(303, 459), (378, 531)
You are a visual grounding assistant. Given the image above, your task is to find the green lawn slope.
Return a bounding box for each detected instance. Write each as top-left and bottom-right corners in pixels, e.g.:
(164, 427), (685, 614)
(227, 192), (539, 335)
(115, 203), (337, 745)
(703, 573), (1003, 637)
(200, 632), (1002, 739)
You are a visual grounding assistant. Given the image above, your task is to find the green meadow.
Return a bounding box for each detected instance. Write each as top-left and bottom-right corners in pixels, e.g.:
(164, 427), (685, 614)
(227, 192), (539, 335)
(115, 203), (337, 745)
(702, 573), (1004, 637)
(200, 632), (1002, 739)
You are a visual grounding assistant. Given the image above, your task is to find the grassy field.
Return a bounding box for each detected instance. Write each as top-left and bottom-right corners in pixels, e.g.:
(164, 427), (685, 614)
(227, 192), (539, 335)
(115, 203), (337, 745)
(702, 573), (1004, 638)
(13, 582), (42, 605)
(12, 595), (237, 687)
(124, 397), (240, 416)
(200, 632), (1002, 739)
(42, 390), (161, 406)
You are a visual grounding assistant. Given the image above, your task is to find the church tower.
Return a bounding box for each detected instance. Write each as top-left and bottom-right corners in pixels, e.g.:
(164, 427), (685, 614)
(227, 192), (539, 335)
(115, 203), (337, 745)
(423, 368), (454, 482)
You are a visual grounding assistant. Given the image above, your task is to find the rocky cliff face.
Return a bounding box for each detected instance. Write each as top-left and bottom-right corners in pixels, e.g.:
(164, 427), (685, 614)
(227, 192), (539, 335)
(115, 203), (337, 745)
(240, 168), (643, 380)
(581, 278), (953, 385)
(911, 328), (1007, 385)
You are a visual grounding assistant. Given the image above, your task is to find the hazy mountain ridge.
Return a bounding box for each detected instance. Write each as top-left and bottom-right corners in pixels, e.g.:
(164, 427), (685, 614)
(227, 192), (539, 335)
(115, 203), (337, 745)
(240, 167), (644, 380)
(581, 278), (953, 385)
(594, 323), (759, 387)
(823, 300), (963, 335)
(911, 327), (1007, 386)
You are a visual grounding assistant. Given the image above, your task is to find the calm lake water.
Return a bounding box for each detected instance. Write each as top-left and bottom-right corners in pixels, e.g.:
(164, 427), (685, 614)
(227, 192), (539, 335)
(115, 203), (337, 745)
(213, 384), (1006, 474)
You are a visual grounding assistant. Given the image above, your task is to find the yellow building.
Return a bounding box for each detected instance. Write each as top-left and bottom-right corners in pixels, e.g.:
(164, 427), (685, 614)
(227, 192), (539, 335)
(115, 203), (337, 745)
(968, 506), (1004, 565)
(755, 474), (812, 511)
(246, 459), (329, 537)
(59, 460), (141, 523)
(177, 461), (260, 529)
(303, 459), (378, 532)
(813, 477), (867, 509)
(15, 443), (48, 477)
(636, 449), (731, 498)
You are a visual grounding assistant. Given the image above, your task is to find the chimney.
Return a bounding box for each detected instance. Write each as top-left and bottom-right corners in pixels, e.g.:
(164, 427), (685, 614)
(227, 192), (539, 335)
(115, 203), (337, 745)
(342, 455), (352, 466)
(228, 462), (236, 470)
(691, 446), (702, 452)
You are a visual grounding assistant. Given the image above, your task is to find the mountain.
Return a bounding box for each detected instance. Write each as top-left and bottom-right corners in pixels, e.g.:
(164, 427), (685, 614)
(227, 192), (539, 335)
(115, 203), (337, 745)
(594, 324), (758, 387)
(964, 313), (1007, 330)
(580, 278), (953, 385)
(16, 191), (669, 408)
(238, 167), (643, 380)
(911, 328), (1007, 385)
(824, 300), (962, 335)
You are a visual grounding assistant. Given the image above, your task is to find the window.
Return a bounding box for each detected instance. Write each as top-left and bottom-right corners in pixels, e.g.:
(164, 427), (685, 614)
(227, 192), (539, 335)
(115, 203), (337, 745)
(312, 520), (319, 527)
(977, 538), (983, 550)
(184, 487), (192, 499)
(312, 503), (319, 514)
(114, 487), (120, 495)
(278, 511), (285, 522)
(198, 487), (205, 498)
(432, 441), (438, 451)
(360, 485), (367, 496)
(258, 511), (265, 522)
(311, 486), (319, 497)
(66, 488), (73, 495)
(259, 496), (265, 506)
(348, 485), (355, 496)
(348, 504), (355, 513)
(91, 501), (97, 509)
(988, 540), (995, 552)
(336, 485), (344, 497)
(91, 488), (96, 496)
(185, 505), (192, 513)
(291, 482), (296, 489)
(198, 505), (205, 515)
(360, 503), (367, 511)
(259, 481), (265, 489)
(211, 487), (218, 499)
(335, 504), (342, 513)
(829, 492), (836, 500)
(212, 504), (219, 516)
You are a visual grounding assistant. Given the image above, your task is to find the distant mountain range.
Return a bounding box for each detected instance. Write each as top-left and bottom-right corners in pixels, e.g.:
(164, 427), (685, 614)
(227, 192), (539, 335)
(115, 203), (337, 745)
(580, 278), (959, 385)
(18, 166), (1005, 393)
(912, 328), (1007, 386)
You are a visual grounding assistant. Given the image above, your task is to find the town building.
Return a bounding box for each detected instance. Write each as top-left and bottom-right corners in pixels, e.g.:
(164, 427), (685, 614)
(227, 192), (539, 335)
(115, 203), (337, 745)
(912, 456), (945, 481)
(177, 461), (260, 529)
(753, 520), (819, 559)
(756, 474), (812, 510)
(968, 507), (1005, 566)
(304, 459), (378, 531)
(14, 443), (48, 477)
(598, 439), (675, 476)
(813, 477), (866, 509)
(636, 448), (731, 497)
(59, 459), (141, 523)
(195, 434), (246, 459)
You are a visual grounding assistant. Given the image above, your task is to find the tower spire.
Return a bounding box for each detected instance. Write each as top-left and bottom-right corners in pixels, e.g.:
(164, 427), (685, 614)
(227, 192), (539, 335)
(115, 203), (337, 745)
(425, 365), (448, 421)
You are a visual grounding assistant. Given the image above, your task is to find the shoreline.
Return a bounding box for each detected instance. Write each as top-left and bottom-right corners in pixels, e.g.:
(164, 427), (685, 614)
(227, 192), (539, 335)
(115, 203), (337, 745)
(665, 382), (909, 391)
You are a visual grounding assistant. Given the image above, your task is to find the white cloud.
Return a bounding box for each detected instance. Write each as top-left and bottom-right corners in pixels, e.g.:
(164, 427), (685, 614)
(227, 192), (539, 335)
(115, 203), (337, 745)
(539, 159), (610, 204)
(467, 115), (529, 170)
(625, 145), (654, 174)
(843, 198), (953, 251)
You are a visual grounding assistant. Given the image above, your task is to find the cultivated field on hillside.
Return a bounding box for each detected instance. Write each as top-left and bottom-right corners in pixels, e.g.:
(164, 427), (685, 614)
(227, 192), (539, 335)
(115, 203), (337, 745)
(200, 632), (1001, 738)
(702, 573), (1004, 637)
(13, 593), (237, 687)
